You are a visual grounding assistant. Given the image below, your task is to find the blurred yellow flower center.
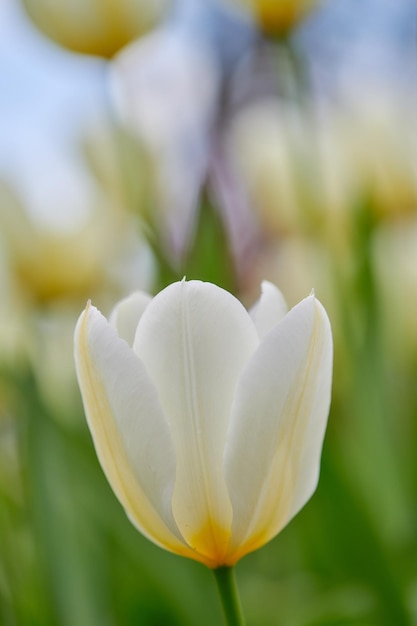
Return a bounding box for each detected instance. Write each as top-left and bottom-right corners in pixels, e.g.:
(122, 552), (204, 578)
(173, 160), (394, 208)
(252, 0), (319, 35)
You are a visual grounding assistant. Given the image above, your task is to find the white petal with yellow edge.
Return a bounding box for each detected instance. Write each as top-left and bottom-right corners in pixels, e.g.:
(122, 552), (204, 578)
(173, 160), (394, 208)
(74, 303), (208, 564)
(224, 295), (332, 563)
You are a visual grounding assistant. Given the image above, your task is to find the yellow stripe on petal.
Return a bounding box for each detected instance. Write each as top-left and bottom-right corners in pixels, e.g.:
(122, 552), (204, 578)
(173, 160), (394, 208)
(225, 295), (332, 559)
(187, 518), (233, 569)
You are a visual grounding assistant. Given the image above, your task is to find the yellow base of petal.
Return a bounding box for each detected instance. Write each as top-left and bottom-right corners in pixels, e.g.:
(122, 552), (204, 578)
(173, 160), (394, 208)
(224, 529), (270, 567)
(188, 520), (232, 569)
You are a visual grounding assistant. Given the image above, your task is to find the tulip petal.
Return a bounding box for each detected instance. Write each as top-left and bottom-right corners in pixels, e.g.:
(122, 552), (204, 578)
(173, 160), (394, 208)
(224, 295), (332, 563)
(249, 280), (288, 339)
(74, 302), (208, 563)
(109, 291), (152, 346)
(134, 280), (259, 564)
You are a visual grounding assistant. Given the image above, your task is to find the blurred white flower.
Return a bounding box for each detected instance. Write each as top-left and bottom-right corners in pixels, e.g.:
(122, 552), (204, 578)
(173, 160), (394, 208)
(226, 93), (417, 248)
(372, 219), (417, 367)
(111, 27), (220, 256)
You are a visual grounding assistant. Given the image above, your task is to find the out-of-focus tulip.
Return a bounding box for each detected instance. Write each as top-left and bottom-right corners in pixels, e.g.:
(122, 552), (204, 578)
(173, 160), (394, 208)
(111, 27), (219, 257)
(372, 219), (417, 368)
(0, 181), (153, 418)
(15, 229), (107, 305)
(21, 0), (170, 58)
(82, 121), (152, 221)
(226, 100), (308, 236)
(0, 182), (150, 307)
(226, 95), (417, 255)
(338, 96), (417, 221)
(225, 98), (356, 261)
(229, 0), (322, 35)
(74, 279), (332, 567)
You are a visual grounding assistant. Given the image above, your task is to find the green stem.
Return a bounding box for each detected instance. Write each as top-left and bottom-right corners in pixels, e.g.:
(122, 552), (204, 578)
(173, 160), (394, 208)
(213, 567), (246, 626)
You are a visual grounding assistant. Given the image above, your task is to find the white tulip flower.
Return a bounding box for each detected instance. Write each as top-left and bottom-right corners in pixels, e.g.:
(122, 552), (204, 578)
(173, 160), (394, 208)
(74, 280), (332, 568)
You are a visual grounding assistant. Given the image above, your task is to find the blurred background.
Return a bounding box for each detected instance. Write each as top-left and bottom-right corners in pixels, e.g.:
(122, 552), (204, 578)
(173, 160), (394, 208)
(0, 0), (416, 624)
